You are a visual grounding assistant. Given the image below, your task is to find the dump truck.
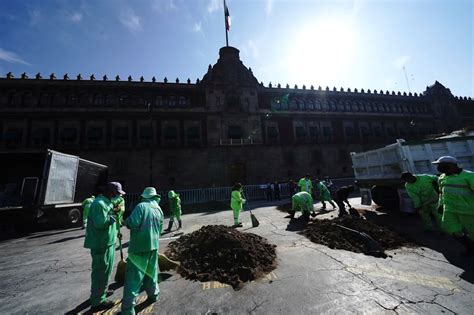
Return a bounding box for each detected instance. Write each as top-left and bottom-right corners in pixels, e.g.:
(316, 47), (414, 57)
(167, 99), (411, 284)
(350, 134), (474, 209)
(0, 149), (108, 229)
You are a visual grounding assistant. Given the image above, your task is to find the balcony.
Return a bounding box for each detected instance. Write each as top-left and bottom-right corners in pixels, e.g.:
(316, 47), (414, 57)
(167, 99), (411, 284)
(219, 138), (262, 146)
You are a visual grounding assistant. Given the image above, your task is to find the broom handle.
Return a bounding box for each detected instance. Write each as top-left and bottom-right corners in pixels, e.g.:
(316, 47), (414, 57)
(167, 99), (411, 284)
(241, 191), (251, 213)
(118, 234), (124, 261)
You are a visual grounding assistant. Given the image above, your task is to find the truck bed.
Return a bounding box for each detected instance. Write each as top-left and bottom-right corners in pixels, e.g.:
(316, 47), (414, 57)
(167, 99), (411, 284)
(351, 136), (474, 183)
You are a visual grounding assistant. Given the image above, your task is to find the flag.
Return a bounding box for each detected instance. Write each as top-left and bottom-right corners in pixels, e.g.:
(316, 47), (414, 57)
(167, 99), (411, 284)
(225, 1), (231, 31)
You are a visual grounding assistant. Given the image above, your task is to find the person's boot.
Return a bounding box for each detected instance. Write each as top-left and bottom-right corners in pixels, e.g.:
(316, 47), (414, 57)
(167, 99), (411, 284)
(301, 212), (310, 221)
(164, 220), (173, 233)
(288, 210), (295, 219)
(177, 220), (182, 230)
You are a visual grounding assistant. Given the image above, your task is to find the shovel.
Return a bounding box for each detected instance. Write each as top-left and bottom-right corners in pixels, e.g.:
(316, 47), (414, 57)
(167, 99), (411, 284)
(114, 235), (126, 285)
(158, 253), (180, 271)
(332, 223), (386, 258)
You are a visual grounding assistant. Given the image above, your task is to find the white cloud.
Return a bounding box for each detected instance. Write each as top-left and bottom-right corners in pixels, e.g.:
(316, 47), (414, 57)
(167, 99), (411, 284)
(266, 0), (274, 16)
(207, 0), (221, 13)
(120, 8), (142, 32)
(193, 21), (202, 32)
(69, 12), (83, 23)
(241, 40), (259, 59)
(0, 48), (30, 65)
(151, 0), (178, 12)
(28, 9), (41, 26)
(394, 55), (410, 69)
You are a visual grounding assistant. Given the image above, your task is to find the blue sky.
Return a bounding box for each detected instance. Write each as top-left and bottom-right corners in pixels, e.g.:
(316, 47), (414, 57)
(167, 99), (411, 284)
(0, 0), (472, 97)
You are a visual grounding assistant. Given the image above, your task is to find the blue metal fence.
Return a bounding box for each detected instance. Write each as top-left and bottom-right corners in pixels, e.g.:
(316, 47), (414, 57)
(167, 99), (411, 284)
(123, 177), (356, 211)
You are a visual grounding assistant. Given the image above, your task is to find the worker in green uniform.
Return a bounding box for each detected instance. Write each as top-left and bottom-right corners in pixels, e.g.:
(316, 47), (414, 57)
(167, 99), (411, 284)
(298, 174), (313, 194)
(401, 172), (440, 231)
(165, 190), (182, 232)
(231, 183), (246, 227)
(314, 179), (336, 210)
(84, 182), (125, 312)
(121, 187), (164, 315)
(82, 195), (95, 229)
(433, 156), (474, 255)
(289, 191), (314, 220)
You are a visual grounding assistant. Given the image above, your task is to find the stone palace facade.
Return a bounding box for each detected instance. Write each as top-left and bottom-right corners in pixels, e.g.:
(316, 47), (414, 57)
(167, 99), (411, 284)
(1, 46), (473, 192)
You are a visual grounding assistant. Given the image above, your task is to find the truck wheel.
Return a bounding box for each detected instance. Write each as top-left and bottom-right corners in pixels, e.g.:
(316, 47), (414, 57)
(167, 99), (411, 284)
(65, 208), (82, 226)
(370, 185), (399, 210)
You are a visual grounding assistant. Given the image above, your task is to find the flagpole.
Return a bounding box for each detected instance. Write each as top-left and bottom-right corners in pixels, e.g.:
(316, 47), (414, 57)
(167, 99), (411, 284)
(224, 0), (229, 47)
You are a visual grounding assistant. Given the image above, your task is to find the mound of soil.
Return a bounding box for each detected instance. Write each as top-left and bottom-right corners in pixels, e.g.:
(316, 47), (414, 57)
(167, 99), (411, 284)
(165, 225), (277, 289)
(302, 216), (412, 257)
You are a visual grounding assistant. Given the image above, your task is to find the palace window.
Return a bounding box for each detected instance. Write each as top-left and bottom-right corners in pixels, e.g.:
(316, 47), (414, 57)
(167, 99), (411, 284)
(271, 98), (281, 110)
(295, 126), (307, 139)
(267, 126), (278, 140)
(186, 126), (201, 145)
(228, 125), (243, 139)
(322, 126), (332, 142)
(32, 128), (50, 146)
(114, 127), (129, 143)
(169, 96), (176, 107)
(309, 126), (319, 140)
(344, 126), (355, 140)
(59, 127), (78, 145)
(139, 126), (153, 144)
(298, 99), (305, 110)
(94, 95), (105, 105)
(39, 93), (51, 107)
(3, 128), (23, 147)
(87, 127), (104, 144)
(155, 96), (163, 107)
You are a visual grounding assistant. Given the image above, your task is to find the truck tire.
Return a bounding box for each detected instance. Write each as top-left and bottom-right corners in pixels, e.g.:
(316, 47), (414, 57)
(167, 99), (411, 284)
(370, 185), (399, 210)
(64, 208), (82, 226)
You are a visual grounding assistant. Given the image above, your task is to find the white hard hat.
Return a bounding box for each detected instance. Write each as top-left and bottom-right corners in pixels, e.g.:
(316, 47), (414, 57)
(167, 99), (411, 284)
(432, 156), (458, 165)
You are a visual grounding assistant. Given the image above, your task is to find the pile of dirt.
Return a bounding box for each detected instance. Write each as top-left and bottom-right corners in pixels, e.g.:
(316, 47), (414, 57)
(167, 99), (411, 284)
(302, 216), (412, 257)
(165, 225), (277, 289)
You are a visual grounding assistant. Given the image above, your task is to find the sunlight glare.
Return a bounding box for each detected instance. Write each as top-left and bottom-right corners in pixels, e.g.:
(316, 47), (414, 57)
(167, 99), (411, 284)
(286, 18), (357, 87)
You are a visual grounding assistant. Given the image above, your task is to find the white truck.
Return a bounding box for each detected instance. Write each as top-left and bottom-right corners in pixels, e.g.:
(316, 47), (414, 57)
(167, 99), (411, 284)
(0, 149), (108, 229)
(350, 133), (474, 209)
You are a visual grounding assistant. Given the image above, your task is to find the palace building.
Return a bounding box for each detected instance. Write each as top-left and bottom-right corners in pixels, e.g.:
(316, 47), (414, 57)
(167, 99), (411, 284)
(1, 46), (473, 192)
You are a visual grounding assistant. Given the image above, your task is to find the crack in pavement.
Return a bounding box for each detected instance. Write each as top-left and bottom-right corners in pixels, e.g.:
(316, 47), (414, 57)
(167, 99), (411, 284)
(299, 240), (466, 314)
(247, 297), (268, 314)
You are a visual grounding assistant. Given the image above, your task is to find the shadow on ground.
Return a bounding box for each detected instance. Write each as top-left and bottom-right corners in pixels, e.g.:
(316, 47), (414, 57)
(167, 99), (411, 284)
(362, 207), (474, 284)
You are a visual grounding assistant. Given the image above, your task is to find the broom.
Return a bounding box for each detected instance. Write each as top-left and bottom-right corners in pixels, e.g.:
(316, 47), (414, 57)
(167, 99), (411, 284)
(243, 192), (259, 227)
(114, 235), (126, 285)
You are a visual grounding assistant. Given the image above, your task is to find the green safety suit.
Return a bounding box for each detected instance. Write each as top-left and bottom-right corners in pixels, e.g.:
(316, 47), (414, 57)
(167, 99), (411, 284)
(298, 178), (313, 194)
(112, 195), (125, 228)
(405, 174), (440, 230)
(83, 195), (118, 307)
(168, 191), (182, 221)
(122, 198), (164, 315)
(292, 191), (314, 213)
(315, 182), (336, 209)
(438, 170), (474, 240)
(82, 196), (95, 227)
(231, 189), (246, 225)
